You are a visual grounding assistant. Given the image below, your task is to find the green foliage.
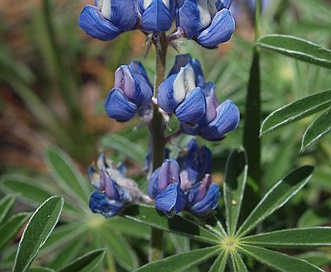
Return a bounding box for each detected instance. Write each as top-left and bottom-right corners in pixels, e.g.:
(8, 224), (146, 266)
(120, 149), (331, 271)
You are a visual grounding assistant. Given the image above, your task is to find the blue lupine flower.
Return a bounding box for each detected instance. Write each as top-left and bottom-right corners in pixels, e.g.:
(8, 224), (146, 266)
(186, 174), (220, 215)
(138, 0), (176, 32)
(88, 155), (151, 217)
(148, 159), (186, 215)
(89, 170), (133, 217)
(157, 58), (206, 123)
(176, 0), (235, 48)
(180, 82), (240, 141)
(79, 0), (139, 41)
(105, 61), (153, 122)
(178, 139), (212, 190)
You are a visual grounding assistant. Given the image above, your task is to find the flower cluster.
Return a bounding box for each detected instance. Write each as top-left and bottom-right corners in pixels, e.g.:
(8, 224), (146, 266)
(148, 139), (220, 216)
(89, 140), (220, 217)
(158, 54), (240, 141)
(79, 0), (235, 48)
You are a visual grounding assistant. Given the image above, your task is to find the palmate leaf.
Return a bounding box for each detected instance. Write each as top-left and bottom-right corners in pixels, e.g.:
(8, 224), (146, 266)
(256, 34), (331, 69)
(44, 147), (91, 207)
(134, 246), (220, 272)
(260, 89), (331, 135)
(13, 196), (64, 272)
(241, 244), (324, 272)
(230, 251), (248, 272)
(242, 227), (331, 247)
(28, 267), (55, 272)
(208, 250), (228, 272)
(236, 166), (314, 237)
(122, 204), (220, 244)
(57, 249), (105, 272)
(302, 108), (331, 150)
(223, 149), (248, 236)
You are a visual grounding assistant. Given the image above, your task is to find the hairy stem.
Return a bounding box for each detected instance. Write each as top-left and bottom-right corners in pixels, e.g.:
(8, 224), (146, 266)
(149, 32), (168, 261)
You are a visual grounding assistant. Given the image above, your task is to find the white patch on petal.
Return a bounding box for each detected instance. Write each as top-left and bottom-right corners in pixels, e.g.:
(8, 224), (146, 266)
(101, 0), (112, 19)
(144, 0), (153, 9)
(197, 0), (212, 28)
(162, 0), (170, 7)
(173, 65), (196, 103)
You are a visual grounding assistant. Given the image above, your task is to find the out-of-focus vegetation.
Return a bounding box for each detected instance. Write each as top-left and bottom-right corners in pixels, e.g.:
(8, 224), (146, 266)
(0, 0), (330, 271)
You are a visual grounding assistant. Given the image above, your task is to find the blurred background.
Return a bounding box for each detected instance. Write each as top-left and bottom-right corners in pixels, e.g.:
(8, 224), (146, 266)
(0, 0), (331, 270)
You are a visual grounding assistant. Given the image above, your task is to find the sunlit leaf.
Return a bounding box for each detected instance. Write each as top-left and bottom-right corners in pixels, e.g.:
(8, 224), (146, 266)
(0, 213), (29, 252)
(13, 196), (64, 272)
(224, 149), (247, 236)
(241, 244), (324, 272)
(257, 35), (331, 69)
(208, 250), (228, 272)
(231, 251), (248, 272)
(122, 204), (220, 244)
(57, 249), (105, 272)
(301, 108), (331, 150)
(236, 166), (314, 237)
(134, 246), (220, 272)
(260, 89), (331, 135)
(242, 227), (331, 247)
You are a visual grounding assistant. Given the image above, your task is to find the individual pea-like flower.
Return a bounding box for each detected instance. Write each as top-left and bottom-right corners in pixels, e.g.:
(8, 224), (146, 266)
(78, 0), (139, 41)
(186, 174), (220, 215)
(180, 82), (240, 141)
(157, 55), (206, 124)
(178, 139), (212, 191)
(148, 159), (186, 215)
(105, 61), (153, 122)
(138, 0), (176, 32)
(88, 155), (151, 217)
(176, 0), (235, 48)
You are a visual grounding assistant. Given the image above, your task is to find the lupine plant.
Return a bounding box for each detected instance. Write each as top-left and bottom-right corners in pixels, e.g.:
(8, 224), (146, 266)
(1, 0), (331, 272)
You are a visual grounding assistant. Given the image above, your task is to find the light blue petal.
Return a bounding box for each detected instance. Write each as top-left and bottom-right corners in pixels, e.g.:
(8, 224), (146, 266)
(175, 87), (206, 123)
(140, 0), (174, 31)
(89, 191), (124, 218)
(155, 184), (186, 214)
(101, 170), (120, 199)
(197, 8), (235, 48)
(78, 5), (121, 41)
(199, 99), (240, 141)
(157, 74), (178, 113)
(105, 89), (137, 122)
(189, 184), (220, 215)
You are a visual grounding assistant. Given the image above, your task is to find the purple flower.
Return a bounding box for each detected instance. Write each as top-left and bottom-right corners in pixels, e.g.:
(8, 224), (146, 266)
(79, 0), (139, 41)
(148, 159), (186, 215)
(176, 0), (235, 48)
(186, 174), (220, 215)
(105, 61), (153, 122)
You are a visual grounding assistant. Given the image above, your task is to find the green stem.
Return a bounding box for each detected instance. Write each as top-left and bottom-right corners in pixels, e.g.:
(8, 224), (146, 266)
(242, 0), (262, 216)
(149, 32), (168, 261)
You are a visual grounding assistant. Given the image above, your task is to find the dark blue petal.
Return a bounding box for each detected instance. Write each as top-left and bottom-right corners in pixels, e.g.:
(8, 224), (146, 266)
(197, 9), (235, 48)
(175, 87), (206, 123)
(168, 54), (192, 76)
(199, 99), (240, 141)
(89, 191), (125, 218)
(105, 89), (137, 122)
(191, 58), (205, 86)
(107, 0), (138, 31)
(155, 183), (186, 214)
(78, 6), (121, 41)
(177, 0), (203, 38)
(148, 168), (161, 198)
(180, 122), (199, 135)
(114, 65), (136, 101)
(189, 184), (220, 215)
(157, 74), (178, 113)
(101, 170), (120, 199)
(158, 159), (180, 189)
(129, 61), (151, 83)
(216, 0), (232, 9)
(140, 0), (175, 31)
